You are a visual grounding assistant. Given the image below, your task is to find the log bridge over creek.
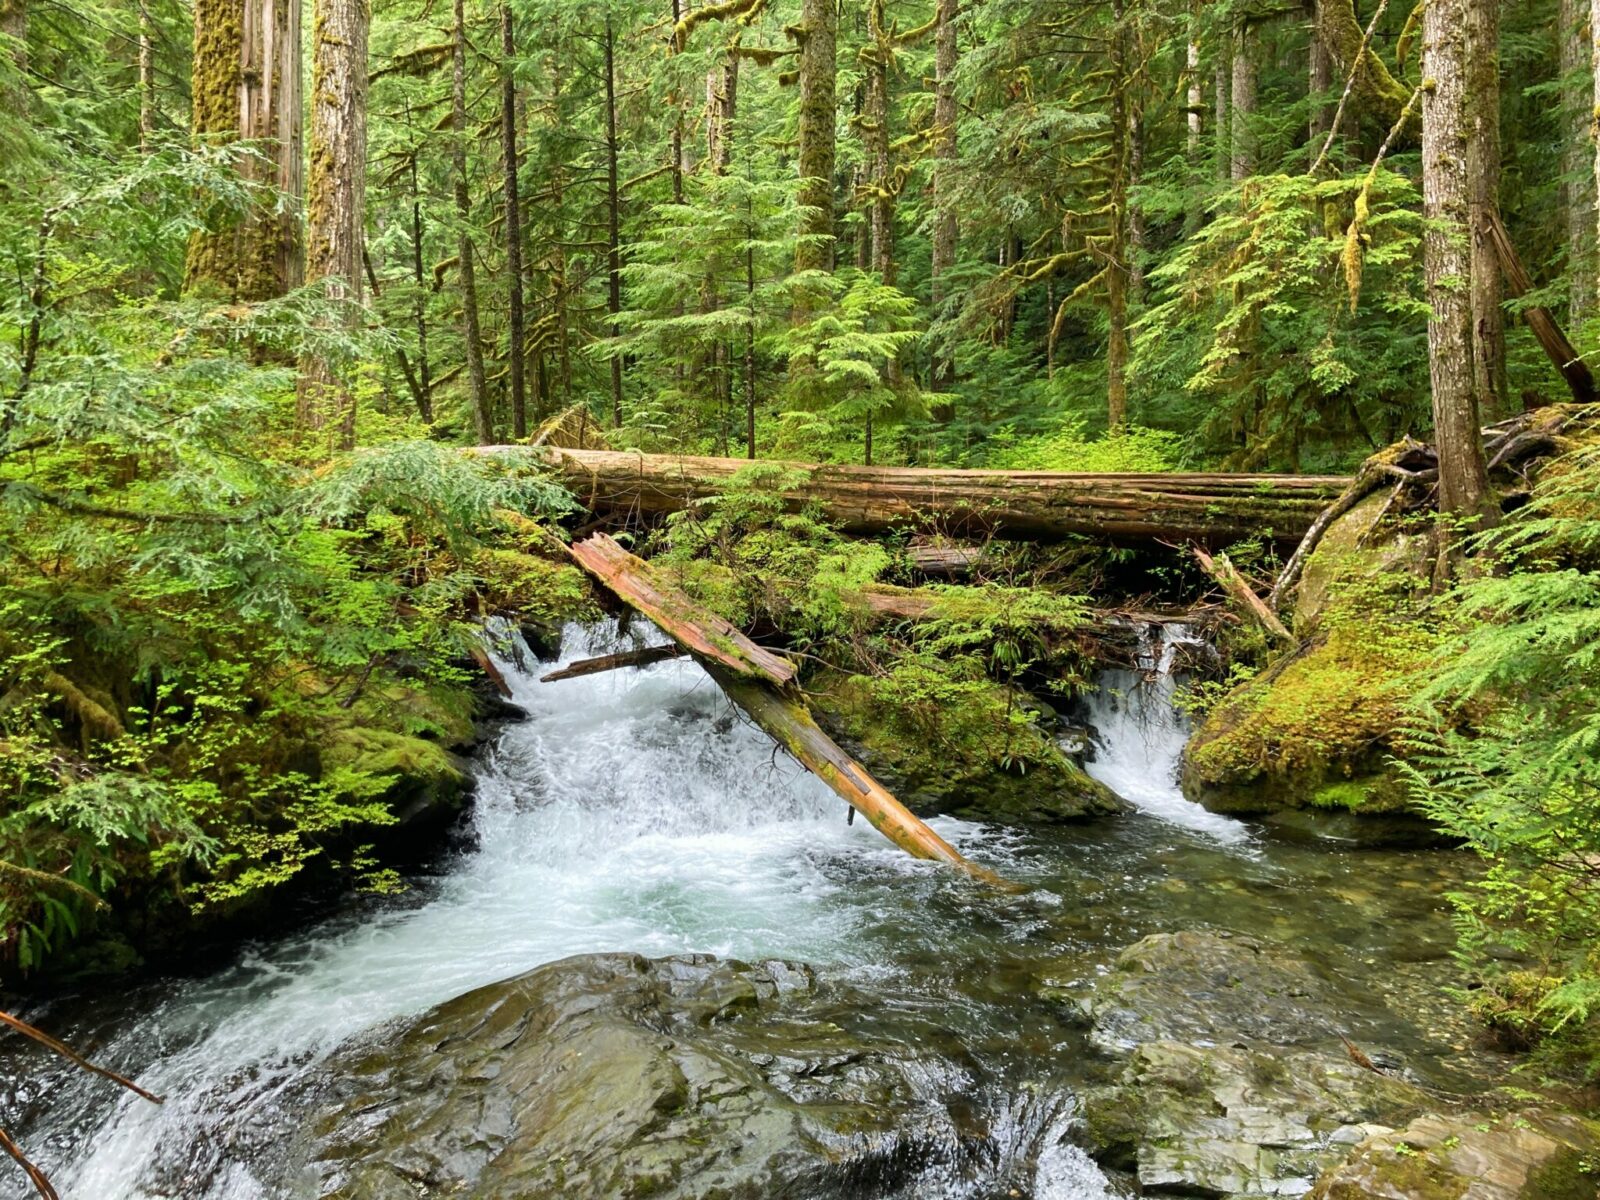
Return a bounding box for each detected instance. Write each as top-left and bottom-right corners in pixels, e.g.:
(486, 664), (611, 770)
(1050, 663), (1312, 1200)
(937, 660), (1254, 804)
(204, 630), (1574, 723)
(494, 446), (1353, 546)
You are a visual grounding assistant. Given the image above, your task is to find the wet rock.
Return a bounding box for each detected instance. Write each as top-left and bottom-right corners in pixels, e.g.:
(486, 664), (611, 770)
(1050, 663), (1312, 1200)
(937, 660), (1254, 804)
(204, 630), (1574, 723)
(1074, 932), (1436, 1199)
(303, 952), (996, 1199)
(1311, 1109), (1600, 1200)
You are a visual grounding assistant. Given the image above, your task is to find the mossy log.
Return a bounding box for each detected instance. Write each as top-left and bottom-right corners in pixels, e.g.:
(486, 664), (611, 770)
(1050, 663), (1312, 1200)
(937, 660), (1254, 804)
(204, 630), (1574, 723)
(503, 447), (1347, 544)
(539, 644), (684, 683)
(562, 534), (1007, 885)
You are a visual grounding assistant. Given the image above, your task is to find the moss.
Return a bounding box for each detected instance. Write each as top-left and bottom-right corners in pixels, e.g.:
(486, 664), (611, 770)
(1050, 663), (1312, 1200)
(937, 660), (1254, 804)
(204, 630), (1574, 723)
(473, 548), (594, 624)
(809, 663), (1122, 823)
(323, 726), (463, 785)
(1525, 1148), (1600, 1200)
(1324, 1148), (1467, 1200)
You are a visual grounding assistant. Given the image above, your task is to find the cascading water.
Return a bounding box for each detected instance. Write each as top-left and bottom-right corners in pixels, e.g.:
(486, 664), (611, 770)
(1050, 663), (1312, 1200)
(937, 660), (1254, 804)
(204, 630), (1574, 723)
(11, 623), (1117, 1200)
(1081, 623), (1253, 844)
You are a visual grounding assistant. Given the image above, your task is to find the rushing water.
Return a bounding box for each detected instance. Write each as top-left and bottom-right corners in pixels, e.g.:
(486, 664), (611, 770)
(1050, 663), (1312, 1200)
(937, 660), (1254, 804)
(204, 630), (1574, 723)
(3, 621), (1490, 1199)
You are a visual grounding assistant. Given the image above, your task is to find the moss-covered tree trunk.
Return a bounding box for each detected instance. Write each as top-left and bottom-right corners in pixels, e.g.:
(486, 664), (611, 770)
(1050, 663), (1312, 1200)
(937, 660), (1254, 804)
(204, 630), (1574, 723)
(863, 2), (895, 285)
(793, 0), (837, 274)
(298, 0), (369, 446)
(185, 0), (304, 300)
(138, 0), (155, 151)
(1307, 0), (1332, 145)
(1, 0), (27, 117)
(1465, 0), (1504, 418)
(451, 0), (491, 443)
(407, 144), (434, 421)
(930, 0), (958, 394)
(1561, 0), (1594, 325)
(1185, 2), (1203, 233)
(1316, 0), (1416, 136)
(1422, 0), (1494, 533)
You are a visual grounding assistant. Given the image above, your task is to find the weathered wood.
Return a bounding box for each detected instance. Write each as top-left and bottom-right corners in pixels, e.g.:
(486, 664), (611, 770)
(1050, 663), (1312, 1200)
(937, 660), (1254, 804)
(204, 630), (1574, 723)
(706, 667), (1011, 888)
(1487, 211), (1598, 406)
(568, 534), (797, 687)
(490, 446), (1348, 545)
(539, 644), (685, 683)
(905, 543), (986, 578)
(1192, 546), (1295, 645)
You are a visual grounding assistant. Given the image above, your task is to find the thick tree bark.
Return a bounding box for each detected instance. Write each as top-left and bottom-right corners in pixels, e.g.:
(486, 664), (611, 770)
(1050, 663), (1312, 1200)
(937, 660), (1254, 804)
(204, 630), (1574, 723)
(1465, 0), (1505, 417)
(604, 15), (624, 426)
(506, 446), (1350, 544)
(794, 0), (837, 274)
(930, 0), (959, 393)
(1561, 0), (1595, 324)
(501, 1), (528, 440)
(299, 0), (370, 446)
(185, 0), (304, 299)
(1230, 20), (1258, 181)
(1213, 60), (1230, 180)
(452, 0), (491, 442)
(1422, 0), (1495, 530)
(1308, 0), (1333, 144)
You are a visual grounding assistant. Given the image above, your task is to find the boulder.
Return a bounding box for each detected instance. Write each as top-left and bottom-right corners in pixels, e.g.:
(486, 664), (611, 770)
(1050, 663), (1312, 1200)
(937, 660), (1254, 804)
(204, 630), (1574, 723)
(304, 952), (999, 1199)
(1072, 932), (1438, 1198)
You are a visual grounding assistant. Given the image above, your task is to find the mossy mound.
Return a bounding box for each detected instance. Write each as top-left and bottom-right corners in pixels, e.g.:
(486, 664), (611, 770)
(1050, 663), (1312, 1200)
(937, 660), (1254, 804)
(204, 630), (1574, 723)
(1184, 496), (1440, 820)
(808, 664), (1125, 824)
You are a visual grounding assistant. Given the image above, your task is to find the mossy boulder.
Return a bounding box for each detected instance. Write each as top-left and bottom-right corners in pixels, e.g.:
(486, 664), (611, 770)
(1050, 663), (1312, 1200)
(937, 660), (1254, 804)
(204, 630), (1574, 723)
(1296, 490), (1433, 633)
(808, 665), (1125, 824)
(1311, 1109), (1600, 1200)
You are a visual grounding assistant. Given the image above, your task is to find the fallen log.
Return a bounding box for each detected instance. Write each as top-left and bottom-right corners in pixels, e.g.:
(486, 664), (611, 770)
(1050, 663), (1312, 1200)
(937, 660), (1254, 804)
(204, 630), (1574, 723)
(539, 644), (685, 683)
(562, 535), (1007, 886)
(493, 446), (1348, 545)
(1486, 212), (1597, 407)
(1192, 546), (1296, 645)
(568, 534), (796, 687)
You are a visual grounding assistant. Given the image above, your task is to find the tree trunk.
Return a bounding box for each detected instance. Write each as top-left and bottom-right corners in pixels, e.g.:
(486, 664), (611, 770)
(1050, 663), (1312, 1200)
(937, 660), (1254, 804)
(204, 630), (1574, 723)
(746, 192), (758, 459)
(794, 0), (837, 274)
(1317, 0), (1417, 134)
(864, 2), (895, 284)
(1185, 1), (1204, 233)
(930, 0), (959, 392)
(298, 0), (369, 446)
(138, 0), (155, 150)
(1465, 0), (1504, 417)
(1422, 0), (1495, 531)
(506, 446), (1350, 545)
(408, 147), (434, 421)
(1107, 0), (1131, 428)
(1308, 0), (1333, 145)
(185, 0), (304, 299)
(1230, 19), (1257, 181)
(1566, 0), (1596, 324)
(501, 1), (528, 440)
(1213, 60), (1230, 181)
(604, 14), (624, 426)
(452, 0), (491, 442)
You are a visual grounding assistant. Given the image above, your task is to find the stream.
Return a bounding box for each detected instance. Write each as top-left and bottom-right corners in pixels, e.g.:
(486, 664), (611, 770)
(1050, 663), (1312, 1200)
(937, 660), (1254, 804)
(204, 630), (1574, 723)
(1, 622), (1495, 1199)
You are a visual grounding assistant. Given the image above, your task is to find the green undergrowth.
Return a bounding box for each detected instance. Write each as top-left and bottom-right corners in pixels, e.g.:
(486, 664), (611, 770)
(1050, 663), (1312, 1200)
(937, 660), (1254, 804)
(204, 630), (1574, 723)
(0, 295), (588, 975)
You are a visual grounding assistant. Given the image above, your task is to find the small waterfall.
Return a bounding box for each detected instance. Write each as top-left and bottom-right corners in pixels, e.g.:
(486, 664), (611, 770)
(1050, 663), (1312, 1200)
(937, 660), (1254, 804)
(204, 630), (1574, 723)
(1081, 623), (1252, 844)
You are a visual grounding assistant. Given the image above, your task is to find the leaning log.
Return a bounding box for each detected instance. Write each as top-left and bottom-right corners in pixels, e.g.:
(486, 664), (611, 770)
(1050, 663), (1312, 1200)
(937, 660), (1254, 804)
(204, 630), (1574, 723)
(562, 534), (1007, 886)
(568, 534), (796, 687)
(493, 446), (1349, 545)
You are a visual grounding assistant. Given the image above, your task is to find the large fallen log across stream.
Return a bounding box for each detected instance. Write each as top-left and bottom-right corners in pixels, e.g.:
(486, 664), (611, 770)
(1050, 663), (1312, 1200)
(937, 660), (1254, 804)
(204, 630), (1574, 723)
(492, 446), (1349, 545)
(563, 534), (1010, 887)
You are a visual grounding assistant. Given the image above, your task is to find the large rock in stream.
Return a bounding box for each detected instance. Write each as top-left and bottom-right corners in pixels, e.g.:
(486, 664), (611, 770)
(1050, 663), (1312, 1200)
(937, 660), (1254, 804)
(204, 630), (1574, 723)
(1067, 931), (1442, 1198)
(303, 952), (1001, 1199)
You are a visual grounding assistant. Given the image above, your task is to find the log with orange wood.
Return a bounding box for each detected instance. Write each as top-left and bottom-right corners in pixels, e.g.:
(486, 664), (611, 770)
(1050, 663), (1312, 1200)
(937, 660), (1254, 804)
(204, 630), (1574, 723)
(492, 446), (1349, 545)
(563, 533), (1012, 888)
